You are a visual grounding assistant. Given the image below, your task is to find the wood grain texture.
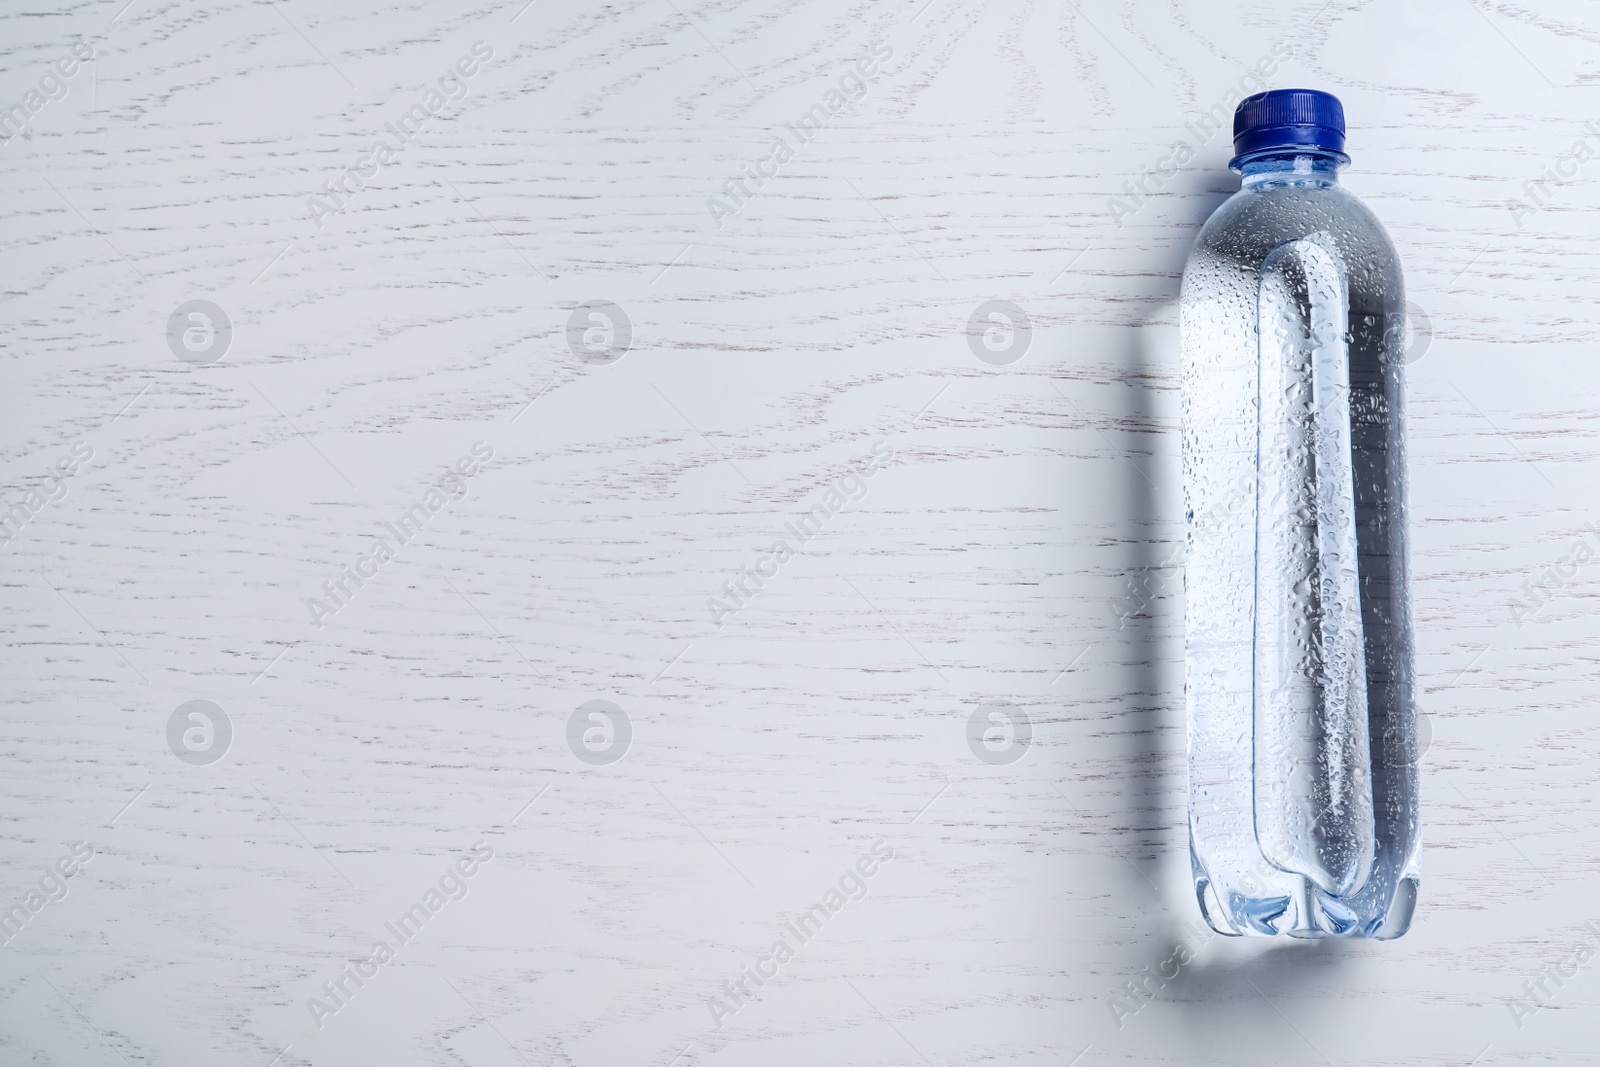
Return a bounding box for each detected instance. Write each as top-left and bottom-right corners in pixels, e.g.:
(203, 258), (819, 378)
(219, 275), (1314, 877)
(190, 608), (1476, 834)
(4, 0), (1600, 1064)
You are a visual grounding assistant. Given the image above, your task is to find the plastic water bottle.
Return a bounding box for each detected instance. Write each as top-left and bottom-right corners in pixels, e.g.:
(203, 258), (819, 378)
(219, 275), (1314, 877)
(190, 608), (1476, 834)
(1181, 90), (1418, 938)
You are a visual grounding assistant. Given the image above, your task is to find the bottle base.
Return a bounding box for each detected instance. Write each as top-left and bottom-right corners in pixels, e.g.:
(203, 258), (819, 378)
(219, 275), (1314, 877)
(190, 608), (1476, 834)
(1196, 872), (1418, 940)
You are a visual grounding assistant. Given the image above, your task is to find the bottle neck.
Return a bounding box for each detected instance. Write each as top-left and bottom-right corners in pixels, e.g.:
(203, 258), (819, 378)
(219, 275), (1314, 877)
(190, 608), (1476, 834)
(1234, 149), (1348, 188)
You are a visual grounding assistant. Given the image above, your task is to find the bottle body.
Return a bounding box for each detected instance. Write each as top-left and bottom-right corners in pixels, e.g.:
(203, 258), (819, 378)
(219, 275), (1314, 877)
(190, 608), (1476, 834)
(1181, 154), (1418, 938)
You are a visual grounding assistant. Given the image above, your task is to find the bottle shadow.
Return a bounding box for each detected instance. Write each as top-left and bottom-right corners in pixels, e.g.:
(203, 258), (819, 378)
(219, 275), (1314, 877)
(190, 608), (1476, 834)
(1102, 303), (1183, 924)
(1166, 930), (1359, 1065)
(1179, 933), (1358, 999)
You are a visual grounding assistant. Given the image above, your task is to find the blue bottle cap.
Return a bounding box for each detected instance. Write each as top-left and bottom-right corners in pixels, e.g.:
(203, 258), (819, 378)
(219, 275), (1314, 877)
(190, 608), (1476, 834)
(1230, 89), (1346, 167)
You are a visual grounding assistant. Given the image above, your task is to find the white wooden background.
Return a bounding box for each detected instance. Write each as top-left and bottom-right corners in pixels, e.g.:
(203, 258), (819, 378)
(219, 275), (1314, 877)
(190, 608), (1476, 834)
(4, 1), (1600, 1064)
